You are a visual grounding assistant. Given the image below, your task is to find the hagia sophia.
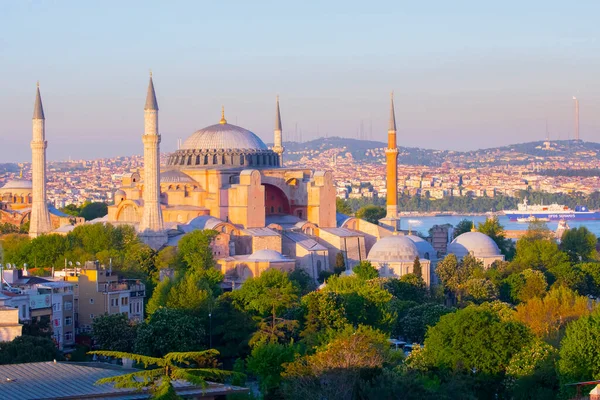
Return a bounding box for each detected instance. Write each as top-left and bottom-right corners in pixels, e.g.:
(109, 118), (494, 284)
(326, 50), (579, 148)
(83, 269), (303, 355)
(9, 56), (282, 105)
(0, 77), (506, 287)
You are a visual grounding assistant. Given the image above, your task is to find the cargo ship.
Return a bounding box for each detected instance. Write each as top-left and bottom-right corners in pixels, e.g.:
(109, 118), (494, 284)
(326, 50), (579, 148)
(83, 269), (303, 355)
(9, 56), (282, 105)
(504, 199), (600, 221)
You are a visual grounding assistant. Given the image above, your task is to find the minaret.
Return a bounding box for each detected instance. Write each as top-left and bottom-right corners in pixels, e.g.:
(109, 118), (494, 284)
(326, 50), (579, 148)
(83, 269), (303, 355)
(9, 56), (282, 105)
(379, 92), (401, 231)
(272, 96), (284, 166)
(29, 82), (52, 238)
(138, 72), (166, 248)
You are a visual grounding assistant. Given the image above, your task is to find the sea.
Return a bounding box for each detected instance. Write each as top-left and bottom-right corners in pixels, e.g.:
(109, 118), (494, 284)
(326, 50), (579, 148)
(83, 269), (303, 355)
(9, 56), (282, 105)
(400, 215), (600, 238)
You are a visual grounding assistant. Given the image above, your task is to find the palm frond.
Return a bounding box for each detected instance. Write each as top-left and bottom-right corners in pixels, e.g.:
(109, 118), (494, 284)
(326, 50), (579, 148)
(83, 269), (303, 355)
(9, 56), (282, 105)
(88, 350), (163, 367)
(163, 350), (220, 364)
(95, 368), (163, 389)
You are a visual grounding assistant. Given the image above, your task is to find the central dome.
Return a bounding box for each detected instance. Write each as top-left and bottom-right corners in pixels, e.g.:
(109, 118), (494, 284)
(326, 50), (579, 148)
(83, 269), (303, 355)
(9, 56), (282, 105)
(182, 123), (268, 151)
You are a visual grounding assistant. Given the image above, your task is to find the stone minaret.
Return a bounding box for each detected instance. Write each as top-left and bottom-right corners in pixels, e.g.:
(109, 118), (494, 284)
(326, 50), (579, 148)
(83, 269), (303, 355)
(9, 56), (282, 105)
(379, 92), (401, 231)
(29, 83), (52, 238)
(272, 96), (284, 166)
(139, 73), (166, 248)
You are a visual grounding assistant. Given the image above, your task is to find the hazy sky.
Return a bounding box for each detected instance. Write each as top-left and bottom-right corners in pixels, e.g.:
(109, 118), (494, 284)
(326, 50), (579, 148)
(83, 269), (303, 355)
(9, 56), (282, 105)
(1, 0), (600, 162)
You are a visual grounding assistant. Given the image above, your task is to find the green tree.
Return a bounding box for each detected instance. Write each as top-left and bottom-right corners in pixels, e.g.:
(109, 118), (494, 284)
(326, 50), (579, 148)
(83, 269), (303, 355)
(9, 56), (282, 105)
(0, 234), (30, 266)
(352, 260), (379, 280)
(412, 256), (422, 278)
(505, 340), (559, 400)
(79, 202), (108, 221)
(463, 278), (498, 304)
(560, 226), (597, 263)
(558, 310), (600, 383)
(477, 217), (515, 260)
(60, 203), (81, 217)
(399, 303), (454, 343)
(147, 270), (214, 316)
(211, 292), (256, 359)
(423, 304), (533, 375)
(355, 205), (386, 224)
(92, 313), (137, 352)
(89, 349), (234, 400)
(510, 238), (570, 273)
(0, 336), (61, 364)
(334, 252), (346, 275)
(232, 269), (299, 346)
(134, 308), (206, 357)
(384, 274), (427, 303)
(289, 268), (316, 296)
(25, 234), (69, 268)
(336, 198), (353, 215)
(299, 291), (349, 348)
(501, 269), (548, 304)
(247, 342), (296, 399)
(177, 230), (218, 270)
(453, 219), (474, 239)
(154, 246), (183, 271)
(436, 254), (484, 303)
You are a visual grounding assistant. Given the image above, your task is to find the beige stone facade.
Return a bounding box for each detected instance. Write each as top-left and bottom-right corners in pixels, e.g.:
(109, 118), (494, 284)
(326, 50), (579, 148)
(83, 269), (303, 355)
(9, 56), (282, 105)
(0, 307), (22, 342)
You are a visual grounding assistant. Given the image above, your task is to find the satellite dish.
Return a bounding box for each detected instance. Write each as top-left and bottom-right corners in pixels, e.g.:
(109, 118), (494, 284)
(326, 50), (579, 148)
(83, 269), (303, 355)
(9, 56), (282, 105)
(68, 261), (73, 267)
(76, 262), (81, 266)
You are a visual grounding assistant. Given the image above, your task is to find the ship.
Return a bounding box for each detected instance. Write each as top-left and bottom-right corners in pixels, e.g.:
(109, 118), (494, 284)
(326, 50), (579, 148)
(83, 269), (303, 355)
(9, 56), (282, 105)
(504, 198), (600, 221)
(516, 215), (550, 223)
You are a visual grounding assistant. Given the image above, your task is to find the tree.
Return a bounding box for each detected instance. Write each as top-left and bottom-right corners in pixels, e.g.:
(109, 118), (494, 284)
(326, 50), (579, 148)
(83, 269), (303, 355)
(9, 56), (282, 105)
(336, 198), (353, 215)
(501, 269), (547, 304)
(289, 268), (316, 296)
(211, 292), (256, 359)
(505, 340), (559, 400)
(0, 336), (61, 364)
(146, 270), (214, 317)
(247, 342), (296, 399)
(463, 278), (498, 304)
(510, 238), (570, 273)
(79, 202), (108, 221)
(334, 252), (346, 275)
(384, 274), (427, 303)
(453, 219), (473, 239)
(514, 286), (590, 344)
(0, 234), (30, 266)
(231, 269), (299, 346)
(89, 349), (234, 400)
(477, 217), (515, 260)
(282, 326), (392, 400)
(355, 205), (385, 224)
(352, 260), (379, 280)
(177, 230), (218, 270)
(412, 256), (422, 278)
(26, 234), (69, 268)
(134, 308), (206, 357)
(60, 203), (81, 217)
(399, 303), (454, 343)
(423, 304), (532, 375)
(300, 291), (349, 348)
(92, 313), (137, 352)
(523, 220), (553, 242)
(560, 226), (597, 263)
(558, 310), (600, 384)
(436, 254), (484, 303)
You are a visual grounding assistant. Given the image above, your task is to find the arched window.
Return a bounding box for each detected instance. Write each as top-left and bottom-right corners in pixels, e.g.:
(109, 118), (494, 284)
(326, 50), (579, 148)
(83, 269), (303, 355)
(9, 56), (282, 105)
(213, 154), (218, 164)
(316, 260), (322, 274)
(424, 252), (430, 260)
(270, 206), (275, 213)
(204, 155), (208, 165)
(187, 155), (192, 165)
(298, 210), (303, 219)
(278, 206), (282, 213)
(263, 154), (267, 165)
(240, 155), (245, 165)
(196, 155), (201, 165)
(180, 156), (185, 165)
(222, 155), (226, 164)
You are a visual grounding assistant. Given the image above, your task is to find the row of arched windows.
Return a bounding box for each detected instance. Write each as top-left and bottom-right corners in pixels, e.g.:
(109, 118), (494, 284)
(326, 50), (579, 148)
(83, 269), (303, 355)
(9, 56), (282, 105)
(167, 152), (279, 168)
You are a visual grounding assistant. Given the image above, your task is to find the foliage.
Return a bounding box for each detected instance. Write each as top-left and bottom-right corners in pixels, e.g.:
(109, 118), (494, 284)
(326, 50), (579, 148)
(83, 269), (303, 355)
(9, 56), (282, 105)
(477, 217), (516, 260)
(355, 205), (386, 224)
(514, 286), (591, 344)
(134, 308), (206, 357)
(463, 278), (498, 304)
(146, 270), (214, 316)
(510, 238), (570, 273)
(79, 202), (108, 221)
(336, 198), (353, 215)
(505, 340), (559, 400)
(412, 256), (422, 278)
(299, 291), (349, 349)
(0, 336), (62, 364)
(92, 313), (137, 352)
(384, 275), (427, 303)
(501, 269), (547, 304)
(422, 304), (533, 375)
(453, 219), (474, 239)
(289, 268), (316, 296)
(211, 292), (256, 359)
(560, 226), (597, 263)
(246, 342), (296, 398)
(558, 310), (600, 383)
(398, 303), (454, 343)
(352, 260), (379, 280)
(88, 349), (234, 399)
(282, 325), (392, 400)
(436, 254), (484, 303)
(177, 230), (218, 270)
(334, 252), (346, 275)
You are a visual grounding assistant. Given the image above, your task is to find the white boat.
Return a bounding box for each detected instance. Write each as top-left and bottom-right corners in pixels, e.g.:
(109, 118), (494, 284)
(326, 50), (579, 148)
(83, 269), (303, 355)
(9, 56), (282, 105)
(516, 215), (550, 223)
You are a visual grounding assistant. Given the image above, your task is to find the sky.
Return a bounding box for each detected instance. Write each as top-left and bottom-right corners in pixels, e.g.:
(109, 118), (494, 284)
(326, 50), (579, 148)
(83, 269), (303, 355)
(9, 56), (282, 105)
(1, 0), (600, 162)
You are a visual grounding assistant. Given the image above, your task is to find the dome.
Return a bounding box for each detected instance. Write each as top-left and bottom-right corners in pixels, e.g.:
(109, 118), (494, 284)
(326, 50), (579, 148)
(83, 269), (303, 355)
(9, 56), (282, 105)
(248, 249), (288, 262)
(114, 189), (126, 196)
(182, 123), (268, 151)
(367, 235), (419, 263)
(447, 231), (501, 258)
(160, 170), (195, 183)
(1, 179), (32, 190)
(405, 235), (437, 260)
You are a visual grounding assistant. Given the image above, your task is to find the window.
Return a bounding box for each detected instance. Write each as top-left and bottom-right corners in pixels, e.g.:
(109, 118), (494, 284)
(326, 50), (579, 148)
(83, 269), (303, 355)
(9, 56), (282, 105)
(89, 298), (94, 304)
(213, 154), (218, 164)
(65, 316), (72, 326)
(121, 297), (129, 306)
(90, 314), (95, 320)
(64, 301), (73, 311)
(317, 260), (322, 274)
(65, 332), (73, 342)
(240, 155), (244, 165)
(111, 298), (118, 307)
(53, 303), (60, 312)
(270, 206), (274, 213)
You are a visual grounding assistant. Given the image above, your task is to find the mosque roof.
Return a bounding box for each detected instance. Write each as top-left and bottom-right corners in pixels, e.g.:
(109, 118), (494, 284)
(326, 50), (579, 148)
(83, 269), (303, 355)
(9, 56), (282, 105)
(1, 179), (32, 190)
(447, 231), (501, 258)
(181, 123), (268, 151)
(160, 170), (195, 183)
(367, 235), (419, 262)
(405, 234), (437, 260)
(247, 249), (289, 262)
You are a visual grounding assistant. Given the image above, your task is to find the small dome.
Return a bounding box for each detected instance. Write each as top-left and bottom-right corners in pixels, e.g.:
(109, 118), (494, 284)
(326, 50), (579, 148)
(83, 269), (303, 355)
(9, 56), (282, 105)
(114, 189), (126, 196)
(405, 235), (437, 260)
(160, 170), (195, 183)
(367, 235), (419, 263)
(182, 123), (268, 151)
(447, 231), (501, 258)
(248, 249), (288, 262)
(1, 179), (32, 190)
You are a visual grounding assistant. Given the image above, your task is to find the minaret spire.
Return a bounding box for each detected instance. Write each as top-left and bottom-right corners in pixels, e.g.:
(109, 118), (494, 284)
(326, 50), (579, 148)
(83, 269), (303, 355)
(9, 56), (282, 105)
(272, 96), (284, 166)
(139, 73), (166, 249)
(379, 91), (400, 232)
(29, 82), (52, 238)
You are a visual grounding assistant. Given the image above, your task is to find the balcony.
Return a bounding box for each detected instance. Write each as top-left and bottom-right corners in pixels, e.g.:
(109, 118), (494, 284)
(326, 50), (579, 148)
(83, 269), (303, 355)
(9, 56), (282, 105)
(102, 281), (145, 294)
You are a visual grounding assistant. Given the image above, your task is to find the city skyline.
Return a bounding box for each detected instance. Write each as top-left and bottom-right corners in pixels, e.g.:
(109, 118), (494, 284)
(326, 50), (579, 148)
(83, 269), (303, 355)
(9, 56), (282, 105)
(1, 1), (600, 161)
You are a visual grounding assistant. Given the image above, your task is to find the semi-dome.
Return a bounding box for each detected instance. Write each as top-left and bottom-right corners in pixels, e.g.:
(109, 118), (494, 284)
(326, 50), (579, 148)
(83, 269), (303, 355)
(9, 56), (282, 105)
(405, 235), (437, 260)
(447, 231), (501, 258)
(248, 249), (288, 262)
(1, 179), (32, 190)
(367, 235), (419, 262)
(182, 123), (268, 151)
(160, 169), (195, 183)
